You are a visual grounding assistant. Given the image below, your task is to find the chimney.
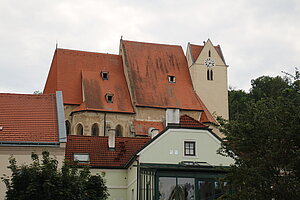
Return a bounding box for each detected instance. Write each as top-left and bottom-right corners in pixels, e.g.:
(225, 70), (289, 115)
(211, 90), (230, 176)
(166, 109), (180, 126)
(108, 129), (115, 151)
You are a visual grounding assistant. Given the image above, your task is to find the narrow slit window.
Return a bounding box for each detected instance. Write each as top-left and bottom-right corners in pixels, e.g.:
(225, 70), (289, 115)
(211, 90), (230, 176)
(210, 69), (214, 80)
(168, 75), (176, 83)
(105, 93), (114, 103)
(76, 123), (83, 135)
(91, 123), (99, 136)
(101, 72), (109, 80)
(207, 70), (210, 80)
(207, 70), (213, 81)
(208, 50), (211, 57)
(65, 120), (71, 135)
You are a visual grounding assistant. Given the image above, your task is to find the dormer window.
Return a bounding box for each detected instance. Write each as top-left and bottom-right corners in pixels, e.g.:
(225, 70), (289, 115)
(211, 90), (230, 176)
(168, 75), (176, 83)
(105, 93), (114, 103)
(101, 72), (109, 80)
(0, 126), (3, 131)
(74, 153), (90, 163)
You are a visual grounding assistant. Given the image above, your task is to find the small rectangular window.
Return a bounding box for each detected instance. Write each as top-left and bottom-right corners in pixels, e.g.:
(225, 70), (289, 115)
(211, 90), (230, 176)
(101, 72), (109, 80)
(184, 141), (196, 156)
(168, 75), (176, 83)
(105, 93), (114, 103)
(74, 153), (90, 162)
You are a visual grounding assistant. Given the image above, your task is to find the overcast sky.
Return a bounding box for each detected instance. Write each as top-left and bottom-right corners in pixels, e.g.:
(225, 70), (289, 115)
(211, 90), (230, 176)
(0, 0), (299, 93)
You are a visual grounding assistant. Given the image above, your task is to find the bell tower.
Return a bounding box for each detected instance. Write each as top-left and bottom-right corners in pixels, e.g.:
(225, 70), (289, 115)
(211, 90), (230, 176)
(186, 39), (229, 120)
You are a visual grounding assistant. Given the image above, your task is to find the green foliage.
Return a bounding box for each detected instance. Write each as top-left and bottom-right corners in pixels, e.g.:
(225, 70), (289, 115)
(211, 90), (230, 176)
(1, 151), (109, 200)
(228, 89), (249, 120)
(220, 71), (300, 199)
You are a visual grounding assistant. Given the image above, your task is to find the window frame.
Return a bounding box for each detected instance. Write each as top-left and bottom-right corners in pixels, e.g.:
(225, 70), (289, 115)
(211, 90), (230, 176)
(76, 123), (84, 136)
(105, 93), (114, 103)
(168, 75), (176, 83)
(73, 153), (90, 163)
(101, 71), (109, 80)
(184, 141), (196, 156)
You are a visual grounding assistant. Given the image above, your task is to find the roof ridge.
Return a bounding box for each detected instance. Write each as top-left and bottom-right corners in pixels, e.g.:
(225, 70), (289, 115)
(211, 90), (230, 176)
(0, 93), (55, 97)
(180, 114), (208, 128)
(123, 39), (182, 48)
(56, 48), (120, 56)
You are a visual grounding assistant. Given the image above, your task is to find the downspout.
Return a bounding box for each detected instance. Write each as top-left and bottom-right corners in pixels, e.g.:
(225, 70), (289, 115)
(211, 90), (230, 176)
(56, 91), (67, 143)
(136, 159), (140, 200)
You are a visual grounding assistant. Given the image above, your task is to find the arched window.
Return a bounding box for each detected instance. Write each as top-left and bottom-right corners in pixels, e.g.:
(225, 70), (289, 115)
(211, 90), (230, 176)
(115, 124), (123, 137)
(207, 69), (210, 80)
(91, 123), (99, 136)
(65, 120), (71, 135)
(207, 69), (214, 81)
(76, 123), (84, 136)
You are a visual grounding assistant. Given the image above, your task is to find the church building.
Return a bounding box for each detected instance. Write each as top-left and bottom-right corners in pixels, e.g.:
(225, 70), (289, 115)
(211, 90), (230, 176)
(42, 38), (231, 200)
(43, 39), (228, 138)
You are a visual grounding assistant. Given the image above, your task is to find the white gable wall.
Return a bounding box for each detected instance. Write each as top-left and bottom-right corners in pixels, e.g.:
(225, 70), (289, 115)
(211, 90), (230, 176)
(138, 128), (233, 166)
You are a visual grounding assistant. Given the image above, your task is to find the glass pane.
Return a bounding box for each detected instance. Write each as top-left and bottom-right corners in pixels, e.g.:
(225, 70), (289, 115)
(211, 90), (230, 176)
(214, 181), (227, 199)
(214, 182), (222, 199)
(159, 177), (176, 200)
(178, 178), (195, 200)
(198, 181), (213, 200)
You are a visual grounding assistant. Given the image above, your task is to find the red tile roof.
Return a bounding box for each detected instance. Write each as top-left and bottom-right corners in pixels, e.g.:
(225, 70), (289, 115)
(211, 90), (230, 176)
(43, 49), (134, 113)
(180, 115), (208, 128)
(133, 121), (164, 136)
(0, 93), (58, 143)
(121, 40), (205, 111)
(196, 95), (217, 124)
(190, 44), (226, 64)
(72, 70), (134, 113)
(65, 135), (150, 168)
(66, 115), (213, 168)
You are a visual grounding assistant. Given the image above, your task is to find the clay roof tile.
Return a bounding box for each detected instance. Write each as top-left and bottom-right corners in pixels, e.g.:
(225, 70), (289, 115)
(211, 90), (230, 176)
(65, 135), (150, 167)
(0, 93), (58, 143)
(122, 40), (204, 111)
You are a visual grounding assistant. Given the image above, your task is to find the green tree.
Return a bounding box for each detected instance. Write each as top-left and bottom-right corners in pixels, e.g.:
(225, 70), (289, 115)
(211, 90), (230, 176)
(1, 151), (109, 200)
(228, 89), (249, 120)
(219, 73), (300, 199)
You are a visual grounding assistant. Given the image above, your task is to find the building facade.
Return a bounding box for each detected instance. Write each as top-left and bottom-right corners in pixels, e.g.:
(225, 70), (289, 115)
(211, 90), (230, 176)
(0, 92), (67, 199)
(66, 115), (234, 200)
(43, 39), (229, 138)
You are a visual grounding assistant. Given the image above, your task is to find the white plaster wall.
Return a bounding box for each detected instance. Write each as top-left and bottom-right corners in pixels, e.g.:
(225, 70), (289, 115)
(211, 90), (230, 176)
(90, 168), (128, 200)
(0, 146), (65, 200)
(138, 129), (233, 166)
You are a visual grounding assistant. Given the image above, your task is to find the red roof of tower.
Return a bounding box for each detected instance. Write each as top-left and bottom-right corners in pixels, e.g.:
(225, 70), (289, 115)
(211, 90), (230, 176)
(0, 93), (58, 143)
(121, 40), (204, 111)
(190, 44), (226, 64)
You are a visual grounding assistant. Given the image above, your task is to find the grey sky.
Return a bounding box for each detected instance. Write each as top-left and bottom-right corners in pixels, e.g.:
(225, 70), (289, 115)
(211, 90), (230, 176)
(0, 0), (299, 93)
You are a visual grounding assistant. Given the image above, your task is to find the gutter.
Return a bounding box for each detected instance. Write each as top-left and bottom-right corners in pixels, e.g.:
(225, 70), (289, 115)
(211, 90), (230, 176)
(0, 141), (60, 147)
